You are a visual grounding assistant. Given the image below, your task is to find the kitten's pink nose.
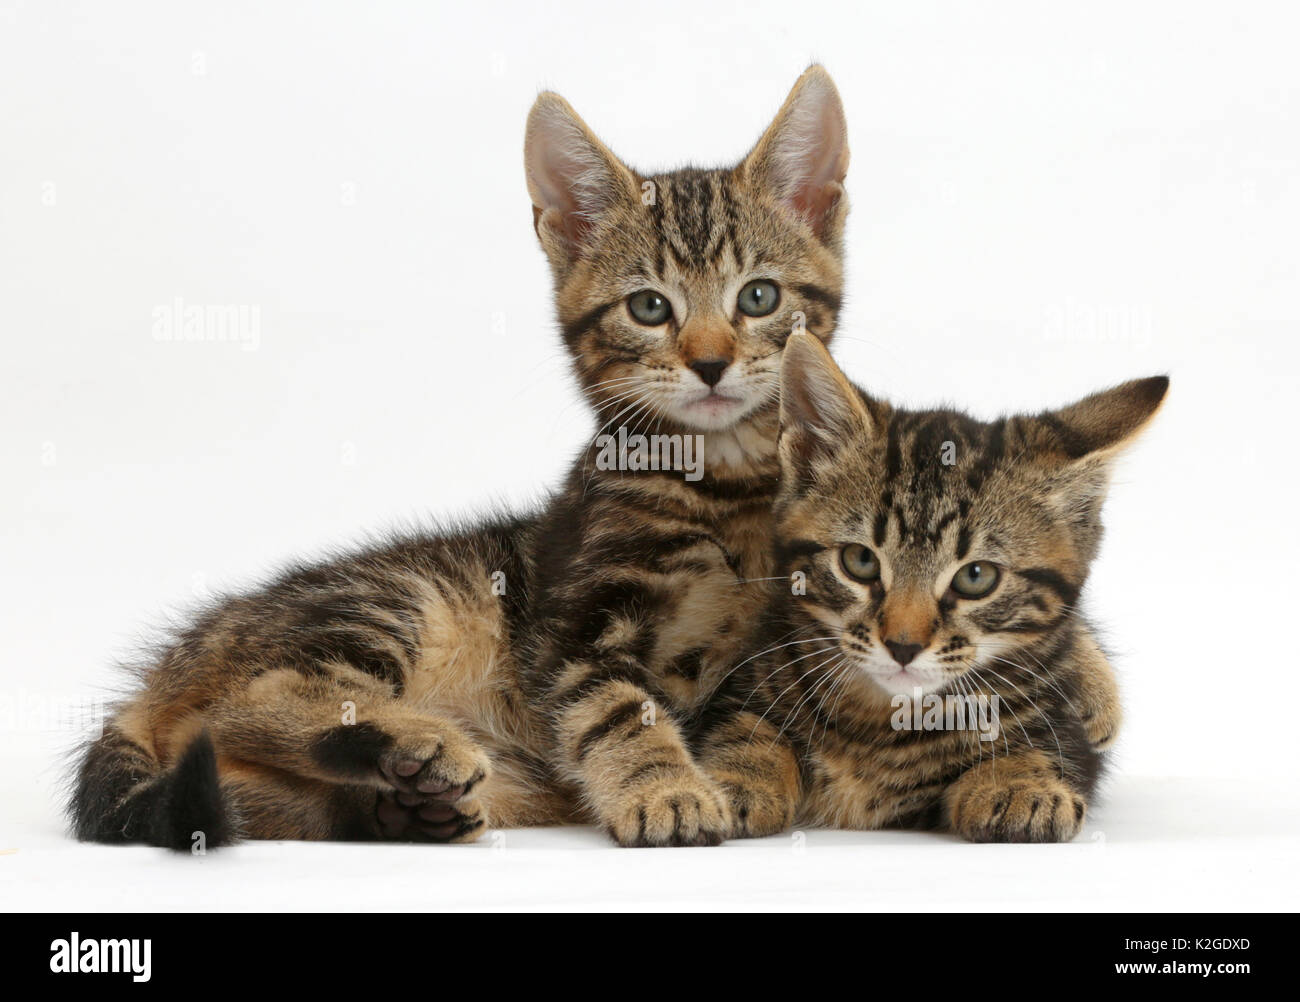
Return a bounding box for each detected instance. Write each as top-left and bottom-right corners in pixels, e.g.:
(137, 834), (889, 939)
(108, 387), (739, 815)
(885, 640), (923, 667)
(689, 358), (729, 387)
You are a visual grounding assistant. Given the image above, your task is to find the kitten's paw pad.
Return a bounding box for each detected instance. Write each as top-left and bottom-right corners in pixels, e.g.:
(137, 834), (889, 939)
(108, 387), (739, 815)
(721, 782), (793, 839)
(954, 780), (1085, 843)
(379, 733), (490, 800)
(375, 791), (487, 843)
(607, 771), (732, 848)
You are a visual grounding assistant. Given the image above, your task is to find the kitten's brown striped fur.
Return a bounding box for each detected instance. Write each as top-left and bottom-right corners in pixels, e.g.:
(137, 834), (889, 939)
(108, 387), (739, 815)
(695, 335), (1164, 842)
(70, 67), (851, 848)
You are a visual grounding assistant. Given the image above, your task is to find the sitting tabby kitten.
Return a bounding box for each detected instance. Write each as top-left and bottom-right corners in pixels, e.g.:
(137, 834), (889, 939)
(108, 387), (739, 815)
(71, 68), (851, 848)
(696, 335), (1164, 842)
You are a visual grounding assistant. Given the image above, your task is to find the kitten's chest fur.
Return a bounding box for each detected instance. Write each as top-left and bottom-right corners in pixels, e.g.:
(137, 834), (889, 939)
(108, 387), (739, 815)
(591, 458), (781, 716)
(798, 703), (978, 829)
(655, 496), (777, 712)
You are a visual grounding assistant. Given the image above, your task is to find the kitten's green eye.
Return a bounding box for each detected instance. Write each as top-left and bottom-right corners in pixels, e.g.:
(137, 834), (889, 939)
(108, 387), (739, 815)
(951, 561), (1001, 599)
(737, 279), (780, 318)
(627, 290), (672, 326)
(840, 544), (881, 583)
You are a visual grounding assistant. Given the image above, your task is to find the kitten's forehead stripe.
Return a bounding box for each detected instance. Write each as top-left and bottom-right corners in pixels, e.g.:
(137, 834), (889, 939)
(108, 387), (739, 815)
(653, 169), (728, 271)
(884, 420), (903, 480)
(716, 181), (741, 269)
(847, 407), (1034, 555)
(929, 509), (958, 545)
(678, 172), (714, 261)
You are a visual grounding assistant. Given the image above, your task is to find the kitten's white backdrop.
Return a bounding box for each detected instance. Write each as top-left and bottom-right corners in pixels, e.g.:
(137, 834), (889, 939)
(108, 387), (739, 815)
(2, 0), (1296, 910)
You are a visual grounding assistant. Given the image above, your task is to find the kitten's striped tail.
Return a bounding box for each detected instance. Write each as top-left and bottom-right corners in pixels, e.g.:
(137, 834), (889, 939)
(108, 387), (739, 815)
(70, 726), (235, 850)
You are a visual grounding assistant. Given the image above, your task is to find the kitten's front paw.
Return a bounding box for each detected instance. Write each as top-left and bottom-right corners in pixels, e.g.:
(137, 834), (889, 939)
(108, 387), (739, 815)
(1081, 705), (1121, 751)
(606, 769), (731, 847)
(1074, 631), (1122, 751)
(719, 780), (794, 839)
(378, 729), (490, 800)
(951, 778), (1086, 843)
(375, 789), (487, 844)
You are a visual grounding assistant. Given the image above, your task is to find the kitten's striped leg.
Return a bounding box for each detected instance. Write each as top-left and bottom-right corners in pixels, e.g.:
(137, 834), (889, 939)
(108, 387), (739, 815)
(551, 660), (730, 847)
(942, 749), (1087, 843)
(695, 709), (801, 839)
(1072, 630), (1122, 750)
(206, 667), (491, 843)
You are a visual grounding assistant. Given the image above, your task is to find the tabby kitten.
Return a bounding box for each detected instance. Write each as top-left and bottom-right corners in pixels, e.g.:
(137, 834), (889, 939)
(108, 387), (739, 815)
(71, 67), (851, 848)
(696, 334), (1165, 842)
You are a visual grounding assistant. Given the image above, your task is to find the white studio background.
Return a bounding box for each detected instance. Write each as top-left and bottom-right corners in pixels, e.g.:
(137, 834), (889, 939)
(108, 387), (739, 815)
(1, 1), (1297, 909)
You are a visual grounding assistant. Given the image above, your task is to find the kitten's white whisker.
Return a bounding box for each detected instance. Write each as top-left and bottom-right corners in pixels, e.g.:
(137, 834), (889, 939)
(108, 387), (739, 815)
(775, 655), (844, 741)
(705, 634), (838, 702)
(748, 651), (843, 740)
(972, 659), (1065, 770)
(813, 660), (857, 750)
(966, 666), (1012, 759)
(978, 642), (1083, 719)
(739, 644), (842, 712)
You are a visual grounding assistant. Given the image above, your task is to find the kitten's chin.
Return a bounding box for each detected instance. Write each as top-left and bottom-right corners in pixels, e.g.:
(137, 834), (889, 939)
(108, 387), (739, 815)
(862, 666), (949, 699)
(669, 392), (759, 431)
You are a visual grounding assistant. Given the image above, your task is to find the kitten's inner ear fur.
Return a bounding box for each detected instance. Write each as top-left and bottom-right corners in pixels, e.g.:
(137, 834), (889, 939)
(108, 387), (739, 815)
(1034, 376), (1170, 463)
(524, 92), (638, 264)
(741, 64), (850, 239)
(778, 333), (872, 485)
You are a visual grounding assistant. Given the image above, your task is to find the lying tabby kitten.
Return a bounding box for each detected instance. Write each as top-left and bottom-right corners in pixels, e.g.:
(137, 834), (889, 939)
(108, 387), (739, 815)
(71, 67), (851, 848)
(697, 335), (1165, 842)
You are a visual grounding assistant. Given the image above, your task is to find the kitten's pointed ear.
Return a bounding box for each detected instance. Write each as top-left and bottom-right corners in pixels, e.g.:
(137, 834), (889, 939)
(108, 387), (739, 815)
(779, 334), (872, 485)
(524, 92), (639, 264)
(740, 65), (850, 240)
(1032, 376), (1170, 463)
